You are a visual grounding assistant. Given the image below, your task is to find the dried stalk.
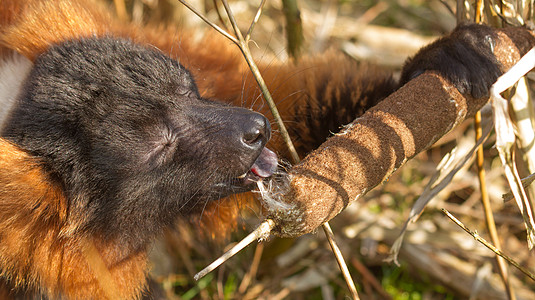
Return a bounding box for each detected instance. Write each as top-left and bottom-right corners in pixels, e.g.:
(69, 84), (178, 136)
(178, 0), (238, 44)
(282, 0), (304, 60)
(503, 172), (535, 201)
(113, 0), (128, 22)
(351, 258), (392, 300)
(211, 0), (229, 31)
(474, 111), (515, 299)
(490, 48), (535, 248)
(194, 219), (275, 281)
(471, 2), (515, 297)
(245, 0), (266, 42)
(322, 222), (359, 299)
(442, 209), (535, 282)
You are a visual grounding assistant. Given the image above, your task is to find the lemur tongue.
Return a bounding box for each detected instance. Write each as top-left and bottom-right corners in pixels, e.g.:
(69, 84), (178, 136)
(251, 148), (278, 178)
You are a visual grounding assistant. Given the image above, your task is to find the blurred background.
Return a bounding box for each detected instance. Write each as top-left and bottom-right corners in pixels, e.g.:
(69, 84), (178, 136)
(102, 1), (535, 299)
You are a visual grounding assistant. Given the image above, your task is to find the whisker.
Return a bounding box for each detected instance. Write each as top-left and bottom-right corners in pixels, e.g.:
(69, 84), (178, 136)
(179, 166), (222, 212)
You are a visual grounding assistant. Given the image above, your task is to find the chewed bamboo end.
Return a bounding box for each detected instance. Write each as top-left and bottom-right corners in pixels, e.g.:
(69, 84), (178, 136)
(255, 169), (294, 213)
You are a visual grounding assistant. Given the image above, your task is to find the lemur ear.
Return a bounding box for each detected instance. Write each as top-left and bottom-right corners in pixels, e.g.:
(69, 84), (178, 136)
(1, 0), (111, 61)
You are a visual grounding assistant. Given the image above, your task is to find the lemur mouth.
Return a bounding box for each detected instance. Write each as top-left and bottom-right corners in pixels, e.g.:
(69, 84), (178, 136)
(212, 147), (278, 197)
(236, 147), (278, 185)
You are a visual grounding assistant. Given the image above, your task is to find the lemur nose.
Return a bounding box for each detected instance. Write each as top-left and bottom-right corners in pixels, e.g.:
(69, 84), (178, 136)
(239, 111), (271, 151)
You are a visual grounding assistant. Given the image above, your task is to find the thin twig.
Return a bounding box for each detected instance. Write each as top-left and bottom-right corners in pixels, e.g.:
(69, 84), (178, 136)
(323, 223), (360, 299)
(194, 219), (275, 281)
(220, 0), (242, 40)
(177, 0), (238, 44)
(442, 209), (535, 282)
(503, 172), (535, 202)
(211, 0), (229, 31)
(438, 0), (455, 16)
(245, 0), (267, 42)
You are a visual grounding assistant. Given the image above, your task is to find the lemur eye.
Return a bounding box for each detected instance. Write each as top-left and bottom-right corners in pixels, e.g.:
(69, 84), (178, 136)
(179, 85), (199, 98)
(169, 81), (195, 97)
(179, 89), (194, 97)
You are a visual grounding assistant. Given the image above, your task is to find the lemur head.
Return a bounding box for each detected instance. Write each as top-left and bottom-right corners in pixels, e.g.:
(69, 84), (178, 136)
(2, 36), (277, 245)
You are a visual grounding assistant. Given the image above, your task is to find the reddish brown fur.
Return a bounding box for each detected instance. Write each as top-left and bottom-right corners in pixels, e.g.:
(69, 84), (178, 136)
(0, 0), (393, 298)
(0, 0), (112, 61)
(0, 139), (148, 299)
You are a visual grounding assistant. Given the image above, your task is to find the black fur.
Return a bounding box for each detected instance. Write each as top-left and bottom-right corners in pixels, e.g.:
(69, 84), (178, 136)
(401, 23), (503, 98)
(291, 23), (503, 155)
(291, 65), (397, 155)
(2, 37), (269, 248)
